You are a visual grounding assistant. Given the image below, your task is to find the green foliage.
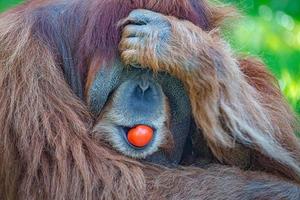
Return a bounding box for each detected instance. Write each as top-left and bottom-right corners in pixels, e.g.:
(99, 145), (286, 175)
(1, 0), (299, 122)
(224, 0), (300, 118)
(0, 0), (22, 11)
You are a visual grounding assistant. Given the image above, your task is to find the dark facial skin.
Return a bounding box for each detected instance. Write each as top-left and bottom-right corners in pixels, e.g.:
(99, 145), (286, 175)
(88, 59), (193, 166)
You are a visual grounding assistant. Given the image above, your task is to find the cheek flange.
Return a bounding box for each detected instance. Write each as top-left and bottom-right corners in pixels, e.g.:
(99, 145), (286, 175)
(88, 59), (124, 115)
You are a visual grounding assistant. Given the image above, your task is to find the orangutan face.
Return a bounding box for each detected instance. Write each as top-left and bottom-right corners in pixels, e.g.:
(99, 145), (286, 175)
(88, 59), (194, 166)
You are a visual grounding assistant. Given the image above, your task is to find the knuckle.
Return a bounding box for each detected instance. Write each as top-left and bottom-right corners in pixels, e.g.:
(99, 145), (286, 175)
(119, 43), (125, 51)
(130, 9), (146, 15)
(129, 9), (144, 18)
(121, 52), (129, 60)
(124, 25), (135, 32)
(129, 9), (161, 23)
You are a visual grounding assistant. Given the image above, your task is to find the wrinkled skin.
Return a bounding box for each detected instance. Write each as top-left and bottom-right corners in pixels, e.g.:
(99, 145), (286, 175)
(89, 60), (194, 166)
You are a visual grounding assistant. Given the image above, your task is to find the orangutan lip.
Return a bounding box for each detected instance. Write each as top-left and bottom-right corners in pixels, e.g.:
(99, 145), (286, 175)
(119, 125), (155, 150)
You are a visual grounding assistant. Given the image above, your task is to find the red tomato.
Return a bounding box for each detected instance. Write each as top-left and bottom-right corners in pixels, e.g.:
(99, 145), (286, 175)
(127, 125), (154, 147)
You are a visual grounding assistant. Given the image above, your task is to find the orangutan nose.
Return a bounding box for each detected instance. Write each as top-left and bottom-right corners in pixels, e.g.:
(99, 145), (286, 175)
(137, 76), (150, 93)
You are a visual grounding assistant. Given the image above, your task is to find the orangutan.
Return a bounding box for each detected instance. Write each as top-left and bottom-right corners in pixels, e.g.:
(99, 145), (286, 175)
(0, 0), (299, 199)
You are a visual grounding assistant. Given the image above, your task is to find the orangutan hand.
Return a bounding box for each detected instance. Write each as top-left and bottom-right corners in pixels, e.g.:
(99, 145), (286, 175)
(119, 9), (218, 74)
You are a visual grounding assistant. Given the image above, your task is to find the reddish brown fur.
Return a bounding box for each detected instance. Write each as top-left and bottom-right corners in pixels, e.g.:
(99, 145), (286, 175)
(79, 0), (234, 76)
(0, 0), (300, 199)
(240, 57), (300, 178)
(119, 10), (300, 181)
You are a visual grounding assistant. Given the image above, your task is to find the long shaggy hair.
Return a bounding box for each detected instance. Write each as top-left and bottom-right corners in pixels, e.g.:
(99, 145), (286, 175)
(0, 0), (299, 199)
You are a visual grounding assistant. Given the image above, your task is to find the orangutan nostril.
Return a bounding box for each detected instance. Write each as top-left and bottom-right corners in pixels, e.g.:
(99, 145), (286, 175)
(137, 78), (150, 93)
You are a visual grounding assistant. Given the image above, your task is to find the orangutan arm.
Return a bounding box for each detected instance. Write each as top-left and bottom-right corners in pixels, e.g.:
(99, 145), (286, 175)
(148, 165), (300, 200)
(119, 9), (300, 181)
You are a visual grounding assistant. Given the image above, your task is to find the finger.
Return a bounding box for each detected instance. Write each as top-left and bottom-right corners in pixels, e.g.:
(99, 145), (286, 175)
(122, 24), (148, 38)
(117, 17), (138, 28)
(119, 37), (141, 51)
(128, 9), (161, 23)
(120, 50), (139, 65)
(118, 13), (148, 28)
(119, 9), (161, 27)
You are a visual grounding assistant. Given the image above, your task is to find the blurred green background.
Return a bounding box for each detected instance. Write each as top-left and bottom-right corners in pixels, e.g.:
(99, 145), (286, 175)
(1, 0), (299, 117)
(223, 0), (300, 118)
